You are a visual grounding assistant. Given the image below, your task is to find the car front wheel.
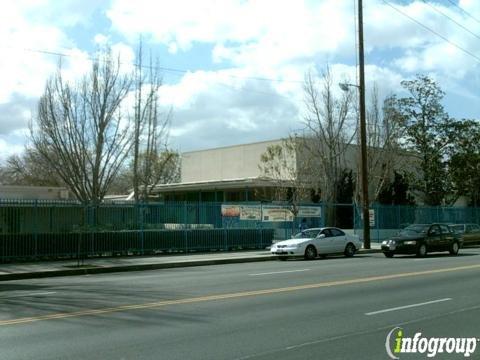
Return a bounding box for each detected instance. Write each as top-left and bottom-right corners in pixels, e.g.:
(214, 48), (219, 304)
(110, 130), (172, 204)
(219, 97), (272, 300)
(304, 245), (317, 260)
(449, 241), (459, 256)
(344, 243), (356, 257)
(416, 244), (427, 257)
(384, 252), (394, 258)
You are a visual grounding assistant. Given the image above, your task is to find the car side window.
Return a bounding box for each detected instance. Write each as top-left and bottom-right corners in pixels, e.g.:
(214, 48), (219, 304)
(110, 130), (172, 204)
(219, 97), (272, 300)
(439, 225), (450, 234)
(472, 225), (480, 233)
(330, 228), (345, 237)
(429, 225), (441, 236)
(322, 229), (332, 238)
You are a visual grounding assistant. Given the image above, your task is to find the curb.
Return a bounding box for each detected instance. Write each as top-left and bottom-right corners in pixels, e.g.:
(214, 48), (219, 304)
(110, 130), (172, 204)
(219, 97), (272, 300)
(0, 249), (383, 282)
(0, 255), (277, 282)
(359, 248), (382, 254)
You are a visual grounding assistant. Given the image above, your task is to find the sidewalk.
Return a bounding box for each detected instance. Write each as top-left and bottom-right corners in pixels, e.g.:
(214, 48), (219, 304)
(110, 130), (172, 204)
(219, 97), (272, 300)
(0, 244), (382, 281)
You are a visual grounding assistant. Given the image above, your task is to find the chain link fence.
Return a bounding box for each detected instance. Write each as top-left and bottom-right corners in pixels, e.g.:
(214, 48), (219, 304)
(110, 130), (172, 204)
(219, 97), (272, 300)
(1, 199), (478, 262)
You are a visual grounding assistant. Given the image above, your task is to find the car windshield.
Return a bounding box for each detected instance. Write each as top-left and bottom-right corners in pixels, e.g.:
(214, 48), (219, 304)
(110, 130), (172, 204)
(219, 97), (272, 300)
(293, 229), (321, 239)
(450, 225), (464, 233)
(399, 224), (429, 236)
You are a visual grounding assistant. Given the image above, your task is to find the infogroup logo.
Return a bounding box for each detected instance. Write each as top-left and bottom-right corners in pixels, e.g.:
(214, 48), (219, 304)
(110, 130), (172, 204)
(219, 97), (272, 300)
(385, 327), (478, 359)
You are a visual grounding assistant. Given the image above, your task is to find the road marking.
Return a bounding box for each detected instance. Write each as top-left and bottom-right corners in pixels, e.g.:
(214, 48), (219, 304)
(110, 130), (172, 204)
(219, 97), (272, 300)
(365, 298), (452, 316)
(0, 291), (56, 299)
(1, 263), (480, 327)
(249, 269), (310, 276)
(235, 303), (480, 360)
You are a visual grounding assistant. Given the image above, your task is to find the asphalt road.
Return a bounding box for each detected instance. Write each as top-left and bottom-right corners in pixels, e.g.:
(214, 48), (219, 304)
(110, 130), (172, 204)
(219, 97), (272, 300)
(1, 249), (480, 359)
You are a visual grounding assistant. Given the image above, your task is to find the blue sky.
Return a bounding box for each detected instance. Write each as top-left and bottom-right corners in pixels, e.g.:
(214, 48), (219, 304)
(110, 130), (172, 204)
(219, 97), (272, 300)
(0, 0), (479, 160)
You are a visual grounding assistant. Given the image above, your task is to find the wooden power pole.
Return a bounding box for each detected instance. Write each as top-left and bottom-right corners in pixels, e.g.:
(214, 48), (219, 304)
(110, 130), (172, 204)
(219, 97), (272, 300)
(358, 0), (371, 248)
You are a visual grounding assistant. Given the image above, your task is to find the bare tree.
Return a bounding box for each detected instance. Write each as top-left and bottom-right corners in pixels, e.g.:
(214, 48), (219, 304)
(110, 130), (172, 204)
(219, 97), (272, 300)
(0, 149), (63, 187)
(301, 68), (356, 205)
(135, 150), (181, 199)
(132, 42), (177, 201)
(365, 86), (405, 202)
(258, 136), (311, 214)
(30, 50), (133, 203)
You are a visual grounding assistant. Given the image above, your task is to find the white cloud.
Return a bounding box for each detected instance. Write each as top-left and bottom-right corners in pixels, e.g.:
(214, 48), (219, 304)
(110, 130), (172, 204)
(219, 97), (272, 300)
(0, 137), (25, 162)
(108, 0), (355, 67)
(0, 3), (67, 103)
(0, 0), (116, 154)
(156, 67), (303, 151)
(107, 0), (480, 76)
(94, 33), (110, 45)
(1, 0), (480, 161)
(368, 1), (480, 77)
(107, 0), (480, 105)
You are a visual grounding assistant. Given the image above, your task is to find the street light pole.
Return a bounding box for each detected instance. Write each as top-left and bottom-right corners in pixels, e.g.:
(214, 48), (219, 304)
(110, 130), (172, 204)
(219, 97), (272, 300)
(358, 0), (370, 249)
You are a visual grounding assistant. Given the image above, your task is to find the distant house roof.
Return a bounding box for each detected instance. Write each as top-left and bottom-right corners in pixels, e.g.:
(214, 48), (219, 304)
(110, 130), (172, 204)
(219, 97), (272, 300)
(150, 177), (293, 192)
(0, 185), (70, 200)
(124, 177), (294, 200)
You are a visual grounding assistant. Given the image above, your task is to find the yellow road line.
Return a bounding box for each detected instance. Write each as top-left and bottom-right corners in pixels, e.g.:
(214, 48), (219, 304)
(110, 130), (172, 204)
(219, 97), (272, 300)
(2, 263), (480, 327)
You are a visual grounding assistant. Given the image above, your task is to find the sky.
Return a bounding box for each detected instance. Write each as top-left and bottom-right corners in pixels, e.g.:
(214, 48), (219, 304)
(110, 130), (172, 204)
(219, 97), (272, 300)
(0, 0), (479, 161)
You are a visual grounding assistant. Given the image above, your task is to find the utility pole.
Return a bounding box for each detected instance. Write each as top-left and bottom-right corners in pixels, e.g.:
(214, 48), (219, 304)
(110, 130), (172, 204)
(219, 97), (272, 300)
(358, 0), (371, 248)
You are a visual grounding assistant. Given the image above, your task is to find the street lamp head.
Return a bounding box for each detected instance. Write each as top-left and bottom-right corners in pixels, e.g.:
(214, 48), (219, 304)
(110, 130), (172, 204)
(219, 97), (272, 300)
(339, 83), (350, 92)
(339, 82), (360, 92)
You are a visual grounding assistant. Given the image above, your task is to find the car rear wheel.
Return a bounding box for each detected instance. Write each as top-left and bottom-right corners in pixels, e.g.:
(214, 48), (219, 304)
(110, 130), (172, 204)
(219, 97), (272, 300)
(416, 244), (427, 257)
(304, 245), (317, 260)
(384, 252), (394, 258)
(344, 243), (356, 257)
(449, 241), (460, 256)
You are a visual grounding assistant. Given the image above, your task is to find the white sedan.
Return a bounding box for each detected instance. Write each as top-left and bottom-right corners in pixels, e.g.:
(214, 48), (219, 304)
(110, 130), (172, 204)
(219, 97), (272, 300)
(270, 227), (362, 260)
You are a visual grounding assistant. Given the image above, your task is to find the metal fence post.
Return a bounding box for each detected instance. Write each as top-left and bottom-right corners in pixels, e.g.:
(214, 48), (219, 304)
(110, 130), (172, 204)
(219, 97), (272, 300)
(397, 205), (401, 229)
(34, 199), (38, 259)
(89, 204), (94, 260)
(352, 203), (357, 234)
(140, 202), (145, 255)
(184, 201), (188, 252)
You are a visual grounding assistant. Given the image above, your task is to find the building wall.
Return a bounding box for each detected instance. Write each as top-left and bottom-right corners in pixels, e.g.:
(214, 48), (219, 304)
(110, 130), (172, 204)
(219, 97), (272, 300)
(175, 138), (420, 204)
(181, 139), (285, 182)
(0, 186), (70, 200)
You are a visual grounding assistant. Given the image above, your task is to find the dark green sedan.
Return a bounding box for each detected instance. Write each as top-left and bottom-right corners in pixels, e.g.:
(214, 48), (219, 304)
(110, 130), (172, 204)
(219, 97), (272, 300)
(381, 224), (463, 258)
(449, 223), (480, 245)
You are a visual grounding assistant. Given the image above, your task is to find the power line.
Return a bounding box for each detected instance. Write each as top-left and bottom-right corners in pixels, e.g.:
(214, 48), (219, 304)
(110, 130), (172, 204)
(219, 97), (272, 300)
(9, 45), (304, 84)
(10, 45), (304, 105)
(353, 0), (359, 86)
(381, 0), (480, 63)
(421, 0), (480, 41)
(444, 0), (480, 25)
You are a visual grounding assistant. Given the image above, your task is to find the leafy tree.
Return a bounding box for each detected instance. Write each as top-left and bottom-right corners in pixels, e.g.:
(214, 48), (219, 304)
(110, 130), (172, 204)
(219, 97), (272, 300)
(335, 169), (355, 228)
(447, 120), (480, 206)
(336, 169), (355, 204)
(377, 171), (415, 206)
(396, 75), (452, 205)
